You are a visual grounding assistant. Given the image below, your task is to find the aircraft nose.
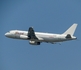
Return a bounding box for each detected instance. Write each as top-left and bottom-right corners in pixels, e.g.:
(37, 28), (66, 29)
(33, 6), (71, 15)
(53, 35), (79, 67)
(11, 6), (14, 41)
(5, 32), (10, 37)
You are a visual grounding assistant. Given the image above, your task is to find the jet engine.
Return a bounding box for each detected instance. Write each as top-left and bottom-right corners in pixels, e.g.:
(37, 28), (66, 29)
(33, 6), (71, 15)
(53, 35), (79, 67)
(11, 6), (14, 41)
(29, 41), (40, 45)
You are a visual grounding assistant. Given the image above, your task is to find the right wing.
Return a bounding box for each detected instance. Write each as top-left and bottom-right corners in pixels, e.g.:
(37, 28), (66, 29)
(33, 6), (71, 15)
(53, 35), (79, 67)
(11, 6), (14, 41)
(28, 27), (38, 40)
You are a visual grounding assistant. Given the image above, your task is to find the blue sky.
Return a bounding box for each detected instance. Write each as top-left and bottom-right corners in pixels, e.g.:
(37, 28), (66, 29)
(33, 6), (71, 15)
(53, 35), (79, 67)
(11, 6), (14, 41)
(0, 0), (81, 70)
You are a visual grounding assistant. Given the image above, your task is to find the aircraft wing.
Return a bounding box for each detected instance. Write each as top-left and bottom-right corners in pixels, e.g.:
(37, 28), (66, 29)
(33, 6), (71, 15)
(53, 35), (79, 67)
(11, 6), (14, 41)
(28, 27), (38, 39)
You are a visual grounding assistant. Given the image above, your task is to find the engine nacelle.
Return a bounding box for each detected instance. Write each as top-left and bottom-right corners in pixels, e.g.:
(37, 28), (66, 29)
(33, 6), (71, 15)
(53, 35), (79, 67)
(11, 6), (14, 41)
(29, 41), (40, 45)
(20, 35), (28, 40)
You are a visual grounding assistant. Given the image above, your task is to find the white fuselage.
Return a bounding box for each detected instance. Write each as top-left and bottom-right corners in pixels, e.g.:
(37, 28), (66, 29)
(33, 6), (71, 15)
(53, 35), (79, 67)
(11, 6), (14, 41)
(5, 30), (76, 43)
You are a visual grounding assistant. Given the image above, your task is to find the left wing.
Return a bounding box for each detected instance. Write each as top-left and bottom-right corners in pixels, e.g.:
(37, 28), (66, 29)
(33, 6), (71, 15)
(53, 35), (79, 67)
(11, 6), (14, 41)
(27, 27), (38, 40)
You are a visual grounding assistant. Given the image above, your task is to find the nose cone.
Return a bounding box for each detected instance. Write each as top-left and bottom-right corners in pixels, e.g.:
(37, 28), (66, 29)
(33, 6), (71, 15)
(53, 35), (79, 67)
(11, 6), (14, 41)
(5, 32), (10, 37)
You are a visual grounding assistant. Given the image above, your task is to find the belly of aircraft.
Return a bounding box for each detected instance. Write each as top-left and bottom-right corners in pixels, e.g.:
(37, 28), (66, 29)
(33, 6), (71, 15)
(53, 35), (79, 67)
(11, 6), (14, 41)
(42, 37), (66, 42)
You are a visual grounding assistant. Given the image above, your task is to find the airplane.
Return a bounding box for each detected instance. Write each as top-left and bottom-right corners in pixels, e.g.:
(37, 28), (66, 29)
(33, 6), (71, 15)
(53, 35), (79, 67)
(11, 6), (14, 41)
(5, 23), (78, 45)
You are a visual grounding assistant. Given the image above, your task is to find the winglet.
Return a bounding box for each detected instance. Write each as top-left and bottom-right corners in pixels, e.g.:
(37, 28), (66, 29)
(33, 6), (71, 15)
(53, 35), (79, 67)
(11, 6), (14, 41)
(63, 23), (78, 36)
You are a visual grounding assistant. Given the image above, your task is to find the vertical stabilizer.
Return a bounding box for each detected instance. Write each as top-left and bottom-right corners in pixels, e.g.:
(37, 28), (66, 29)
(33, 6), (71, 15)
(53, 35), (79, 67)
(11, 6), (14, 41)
(63, 23), (78, 36)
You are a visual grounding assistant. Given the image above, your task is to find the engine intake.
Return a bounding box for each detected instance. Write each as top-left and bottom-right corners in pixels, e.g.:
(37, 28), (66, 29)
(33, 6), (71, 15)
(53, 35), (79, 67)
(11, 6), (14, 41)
(29, 41), (40, 45)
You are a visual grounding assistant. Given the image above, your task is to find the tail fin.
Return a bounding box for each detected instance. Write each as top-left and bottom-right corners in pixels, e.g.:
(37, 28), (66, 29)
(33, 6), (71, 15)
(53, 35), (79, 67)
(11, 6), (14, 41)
(63, 23), (78, 36)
